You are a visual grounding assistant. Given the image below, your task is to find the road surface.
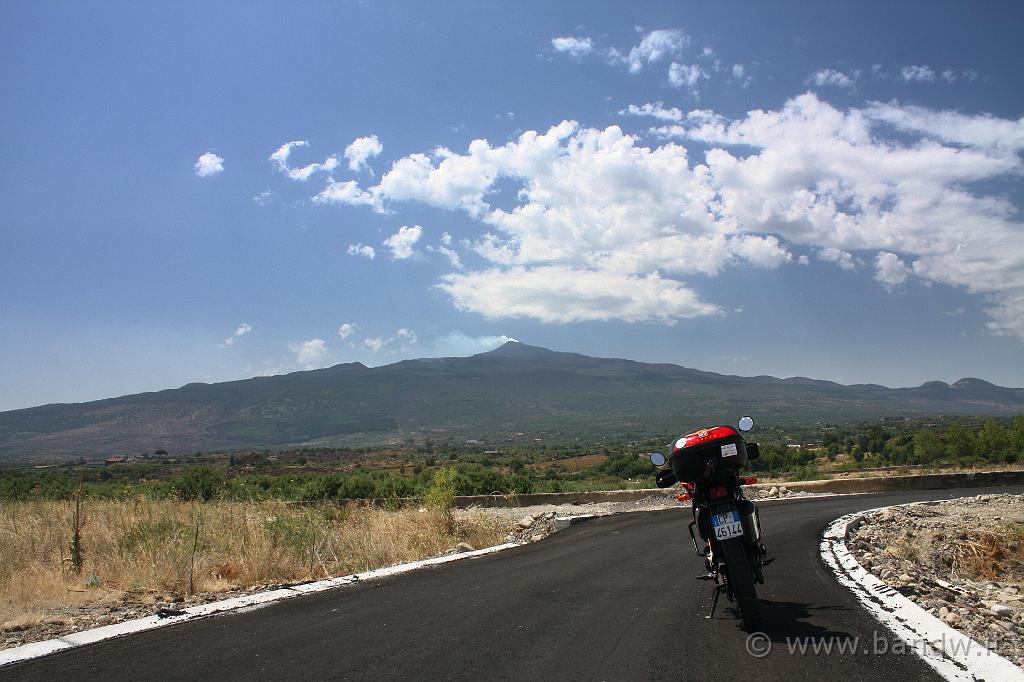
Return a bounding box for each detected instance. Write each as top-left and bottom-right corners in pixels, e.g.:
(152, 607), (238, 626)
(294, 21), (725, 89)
(6, 485), (1022, 681)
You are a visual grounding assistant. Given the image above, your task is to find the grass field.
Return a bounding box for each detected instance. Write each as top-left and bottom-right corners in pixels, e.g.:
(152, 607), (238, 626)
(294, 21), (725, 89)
(0, 498), (503, 636)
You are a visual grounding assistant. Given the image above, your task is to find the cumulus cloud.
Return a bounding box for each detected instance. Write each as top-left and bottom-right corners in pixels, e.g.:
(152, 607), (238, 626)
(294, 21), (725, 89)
(338, 323), (355, 339)
(383, 225), (423, 260)
(818, 247), (857, 271)
(396, 328), (417, 350)
(290, 339), (329, 369)
(428, 233), (463, 268)
(362, 336), (385, 352)
(194, 151), (224, 177)
(220, 322), (252, 347)
(667, 63), (708, 95)
(551, 36), (593, 58)
(874, 251), (912, 288)
(347, 243), (376, 259)
(270, 141), (339, 181)
(315, 94), (1024, 337)
(619, 102), (683, 122)
(730, 63), (752, 88)
(617, 29), (689, 73)
(807, 68), (859, 88)
(901, 65), (936, 82)
(344, 135), (383, 172)
(438, 267), (719, 324)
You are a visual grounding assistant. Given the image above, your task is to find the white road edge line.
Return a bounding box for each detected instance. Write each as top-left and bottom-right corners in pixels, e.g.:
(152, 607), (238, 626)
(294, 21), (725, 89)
(0, 542), (516, 668)
(0, 491), (896, 669)
(0, 511), (608, 669)
(820, 501), (1024, 682)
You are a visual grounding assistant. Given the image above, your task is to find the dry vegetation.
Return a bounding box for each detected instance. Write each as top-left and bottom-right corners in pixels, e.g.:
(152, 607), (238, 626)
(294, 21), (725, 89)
(0, 498), (504, 641)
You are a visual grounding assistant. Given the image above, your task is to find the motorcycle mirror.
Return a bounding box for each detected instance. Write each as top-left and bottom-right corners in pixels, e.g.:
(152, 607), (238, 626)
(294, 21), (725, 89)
(737, 416), (754, 432)
(649, 452), (666, 467)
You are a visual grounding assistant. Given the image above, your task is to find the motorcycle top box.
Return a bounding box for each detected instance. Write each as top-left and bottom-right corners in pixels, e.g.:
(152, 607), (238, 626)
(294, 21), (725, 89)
(668, 425), (748, 482)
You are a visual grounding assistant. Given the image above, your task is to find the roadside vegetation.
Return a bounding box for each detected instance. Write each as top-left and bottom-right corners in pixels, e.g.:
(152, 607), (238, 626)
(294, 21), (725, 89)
(0, 469), (503, 642)
(2, 415), (1023, 503)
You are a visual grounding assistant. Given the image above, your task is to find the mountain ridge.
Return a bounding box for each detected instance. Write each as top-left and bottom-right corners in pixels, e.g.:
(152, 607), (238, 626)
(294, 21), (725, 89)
(1, 341), (1021, 460)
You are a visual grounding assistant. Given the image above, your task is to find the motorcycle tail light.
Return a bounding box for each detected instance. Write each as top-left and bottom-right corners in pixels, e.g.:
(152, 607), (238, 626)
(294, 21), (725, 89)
(709, 485), (728, 499)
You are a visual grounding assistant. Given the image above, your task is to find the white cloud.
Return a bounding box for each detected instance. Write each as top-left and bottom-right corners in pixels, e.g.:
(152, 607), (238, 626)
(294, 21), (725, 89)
(270, 141), (339, 181)
(551, 36), (593, 58)
(347, 243), (376, 259)
(220, 322), (252, 347)
(252, 190), (273, 206)
(619, 29), (689, 73)
(344, 135), (383, 172)
(901, 65), (936, 82)
(362, 336), (385, 352)
(620, 102), (683, 122)
(438, 266), (719, 324)
(316, 95), (1024, 338)
(818, 248), (857, 271)
(667, 63), (708, 95)
(807, 68), (859, 88)
(383, 225), (423, 260)
(798, 255), (810, 266)
(428, 241), (462, 268)
(874, 251), (912, 288)
(431, 331), (517, 357)
(338, 323), (355, 339)
(194, 151), (224, 177)
(396, 328), (417, 350)
(730, 63), (752, 88)
(316, 180), (382, 209)
(290, 339), (329, 369)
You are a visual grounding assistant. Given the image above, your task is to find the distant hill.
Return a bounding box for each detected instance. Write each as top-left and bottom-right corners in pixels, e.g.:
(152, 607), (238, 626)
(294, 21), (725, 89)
(2, 341), (1023, 460)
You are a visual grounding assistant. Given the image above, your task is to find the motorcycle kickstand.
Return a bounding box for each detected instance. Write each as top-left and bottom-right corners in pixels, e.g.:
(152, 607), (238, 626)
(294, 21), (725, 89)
(706, 583), (727, 619)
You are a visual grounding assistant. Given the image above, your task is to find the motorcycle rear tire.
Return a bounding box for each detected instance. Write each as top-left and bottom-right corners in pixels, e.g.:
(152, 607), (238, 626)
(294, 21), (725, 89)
(722, 539), (761, 631)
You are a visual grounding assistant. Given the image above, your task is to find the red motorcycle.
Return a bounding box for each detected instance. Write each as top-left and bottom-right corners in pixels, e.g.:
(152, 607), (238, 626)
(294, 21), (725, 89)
(650, 416), (771, 630)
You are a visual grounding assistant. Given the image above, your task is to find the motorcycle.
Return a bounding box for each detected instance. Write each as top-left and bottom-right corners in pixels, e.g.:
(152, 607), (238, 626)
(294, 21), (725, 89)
(649, 416), (771, 630)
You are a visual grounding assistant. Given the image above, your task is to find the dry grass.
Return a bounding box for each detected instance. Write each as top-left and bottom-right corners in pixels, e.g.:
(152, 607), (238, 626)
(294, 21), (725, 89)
(0, 499), (503, 630)
(952, 522), (1024, 581)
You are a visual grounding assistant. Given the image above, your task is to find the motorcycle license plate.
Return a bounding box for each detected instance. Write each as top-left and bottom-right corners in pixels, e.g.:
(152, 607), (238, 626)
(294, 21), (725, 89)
(711, 511), (744, 540)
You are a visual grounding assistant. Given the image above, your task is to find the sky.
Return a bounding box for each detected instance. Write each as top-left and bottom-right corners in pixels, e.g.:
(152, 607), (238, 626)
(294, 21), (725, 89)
(2, 1), (1023, 411)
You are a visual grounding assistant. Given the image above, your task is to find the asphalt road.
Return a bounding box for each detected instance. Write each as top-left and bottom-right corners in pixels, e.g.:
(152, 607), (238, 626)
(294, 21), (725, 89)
(6, 485), (1023, 681)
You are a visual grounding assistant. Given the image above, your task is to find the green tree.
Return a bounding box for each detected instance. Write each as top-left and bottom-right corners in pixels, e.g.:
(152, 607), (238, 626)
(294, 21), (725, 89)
(944, 422), (976, 461)
(976, 418), (1010, 460)
(913, 428), (944, 463)
(173, 467), (226, 501)
(1010, 415), (1024, 455)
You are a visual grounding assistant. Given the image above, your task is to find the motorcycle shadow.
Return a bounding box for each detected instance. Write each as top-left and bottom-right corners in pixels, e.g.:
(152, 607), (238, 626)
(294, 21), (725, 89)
(737, 600), (857, 642)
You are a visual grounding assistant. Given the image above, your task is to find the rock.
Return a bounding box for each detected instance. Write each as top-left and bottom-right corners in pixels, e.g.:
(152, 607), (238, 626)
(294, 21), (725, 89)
(767, 487), (779, 497)
(898, 573), (913, 582)
(939, 606), (950, 619)
(455, 542), (474, 552)
(518, 516), (534, 529)
(943, 612), (961, 625)
(991, 604), (1013, 618)
(779, 486), (789, 495)
(530, 534), (544, 542)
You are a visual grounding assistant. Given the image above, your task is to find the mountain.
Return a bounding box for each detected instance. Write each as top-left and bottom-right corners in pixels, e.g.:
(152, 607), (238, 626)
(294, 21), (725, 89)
(1, 342), (1022, 460)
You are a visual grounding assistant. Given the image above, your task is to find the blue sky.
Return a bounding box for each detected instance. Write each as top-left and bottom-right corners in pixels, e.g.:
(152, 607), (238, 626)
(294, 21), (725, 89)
(2, 1), (1023, 411)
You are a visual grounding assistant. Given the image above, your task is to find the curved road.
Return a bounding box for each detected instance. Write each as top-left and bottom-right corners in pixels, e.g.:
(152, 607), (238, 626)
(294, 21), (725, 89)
(5, 485), (1022, 681)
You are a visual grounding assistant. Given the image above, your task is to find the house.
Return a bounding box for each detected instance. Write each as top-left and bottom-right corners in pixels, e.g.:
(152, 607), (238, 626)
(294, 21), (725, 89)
(105, 455), (128, 465)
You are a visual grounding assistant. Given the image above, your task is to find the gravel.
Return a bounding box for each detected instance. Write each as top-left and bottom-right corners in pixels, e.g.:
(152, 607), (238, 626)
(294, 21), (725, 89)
(849, 493), (1024, 668)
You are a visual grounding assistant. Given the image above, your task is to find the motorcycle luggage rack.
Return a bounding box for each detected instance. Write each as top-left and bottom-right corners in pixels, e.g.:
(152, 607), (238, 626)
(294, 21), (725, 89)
(688, 521), (709, 557)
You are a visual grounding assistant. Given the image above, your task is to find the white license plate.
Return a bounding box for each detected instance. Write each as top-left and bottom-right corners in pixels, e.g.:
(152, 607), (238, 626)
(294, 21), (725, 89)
(711, 511), (744, 540)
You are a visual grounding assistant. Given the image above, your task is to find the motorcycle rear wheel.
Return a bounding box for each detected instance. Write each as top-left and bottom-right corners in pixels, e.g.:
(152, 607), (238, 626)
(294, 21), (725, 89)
(722, 539), (761, 631)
